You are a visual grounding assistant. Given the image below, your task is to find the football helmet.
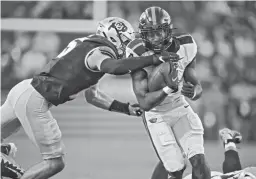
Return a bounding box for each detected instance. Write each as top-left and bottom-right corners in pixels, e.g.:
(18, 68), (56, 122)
(139, 6), (174, 53)
(96, 17), (135, 58)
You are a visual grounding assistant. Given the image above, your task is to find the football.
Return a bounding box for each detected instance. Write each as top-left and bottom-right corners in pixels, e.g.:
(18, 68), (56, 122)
(148, 62), (171, 92)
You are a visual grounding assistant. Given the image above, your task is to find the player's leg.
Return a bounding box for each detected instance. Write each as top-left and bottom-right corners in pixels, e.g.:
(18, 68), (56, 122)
(14, 85), (65, 179)
(219, 128), (242, 173)
(151, 161), (168, 179)
(189, 154), (211, 179)
(151, 161), (186, 179)
(172, 106), (211, 179)
(143, 112), (186, 179)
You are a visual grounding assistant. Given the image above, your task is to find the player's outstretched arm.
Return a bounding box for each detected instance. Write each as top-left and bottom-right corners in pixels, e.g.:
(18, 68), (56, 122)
(182, 58), (202, 100)
(100, 54), (168, 75)
(84, 85), (142, 116)
(87, 46), (171, 75)
(131, 70), (172, 111)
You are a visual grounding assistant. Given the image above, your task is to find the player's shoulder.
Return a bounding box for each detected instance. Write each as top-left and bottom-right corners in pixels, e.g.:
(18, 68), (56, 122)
(173, 32), (195, 46)
(97, 46), (117, 59)
(86, 34), (119, 58)
(126, 38), (148, 57)
(173, 32), (197, 56)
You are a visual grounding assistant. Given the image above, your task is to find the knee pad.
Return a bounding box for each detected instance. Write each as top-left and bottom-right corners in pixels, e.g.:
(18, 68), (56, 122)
(41, 141), (65, 160)
(164, 159), (186, 173)
(187, 143), (205, 159)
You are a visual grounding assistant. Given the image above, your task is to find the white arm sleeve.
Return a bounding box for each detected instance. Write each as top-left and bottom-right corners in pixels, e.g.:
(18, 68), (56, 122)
(85, 46), (117, 72)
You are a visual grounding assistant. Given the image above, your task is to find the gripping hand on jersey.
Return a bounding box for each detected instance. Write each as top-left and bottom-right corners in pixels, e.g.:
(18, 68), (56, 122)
(128, 103), (143, 116)
(159, 51), (182, 63)
(152, 52), (181, 65)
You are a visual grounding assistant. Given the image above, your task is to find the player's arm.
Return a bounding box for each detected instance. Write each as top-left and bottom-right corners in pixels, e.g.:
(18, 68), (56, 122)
(84, 85), (142, 116)
(182, 58), (203, 100)
(131, 70), (172, 111)
(87, 46), (174, 75)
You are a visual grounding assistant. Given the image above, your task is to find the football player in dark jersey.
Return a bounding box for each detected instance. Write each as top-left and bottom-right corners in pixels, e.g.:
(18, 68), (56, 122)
(184, 128), (256, 179)
(0, 17), (175, 179)
(126, 7), (210, 179)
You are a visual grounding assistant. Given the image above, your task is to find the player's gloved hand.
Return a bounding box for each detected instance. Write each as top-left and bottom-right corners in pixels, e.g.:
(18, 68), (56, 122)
(181, 82), (202, 100)
(161, 51), (182, 63)
(128, 103), (143, 116)
(152, 52), (181, 65)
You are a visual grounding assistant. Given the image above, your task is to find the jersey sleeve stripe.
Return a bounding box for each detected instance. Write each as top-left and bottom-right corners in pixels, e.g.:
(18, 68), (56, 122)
(176, 35), (193, 45)
(133, 43), (147, 56)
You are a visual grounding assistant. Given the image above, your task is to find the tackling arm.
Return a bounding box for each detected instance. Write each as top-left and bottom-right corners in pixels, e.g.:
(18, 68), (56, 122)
(87, 46), (172, 76)
(84, 85), (135, 115)
(100, 55), (159, 75)
(131, 70), (168, 111)
(183, 58), (203, 100)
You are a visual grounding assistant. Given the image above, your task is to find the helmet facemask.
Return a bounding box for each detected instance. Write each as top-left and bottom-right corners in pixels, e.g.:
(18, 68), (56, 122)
(140, 23), (173, 53)
(138, 6), (173, 53)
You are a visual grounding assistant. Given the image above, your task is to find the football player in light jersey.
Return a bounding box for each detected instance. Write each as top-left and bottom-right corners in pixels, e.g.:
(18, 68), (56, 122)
(184, 128), (256, 179)
(127, 6), (210, 179)
(0, 17), (175, 179)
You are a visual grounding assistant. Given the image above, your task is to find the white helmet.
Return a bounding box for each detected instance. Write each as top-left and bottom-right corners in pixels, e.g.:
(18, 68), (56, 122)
(96, 17), (135, 58)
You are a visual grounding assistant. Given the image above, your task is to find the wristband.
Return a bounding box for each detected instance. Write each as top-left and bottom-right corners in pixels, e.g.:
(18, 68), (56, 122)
(109, 100), (130, 115)
(162, 86), (174, 95)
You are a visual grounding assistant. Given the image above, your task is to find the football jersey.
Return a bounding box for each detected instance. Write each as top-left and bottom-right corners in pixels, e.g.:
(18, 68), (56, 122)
(126, 33), (197, 112)
(31, 34), (118, 106)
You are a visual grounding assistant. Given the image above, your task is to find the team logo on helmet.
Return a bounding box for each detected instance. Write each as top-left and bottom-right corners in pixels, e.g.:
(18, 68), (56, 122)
(109, 22), (128, 33)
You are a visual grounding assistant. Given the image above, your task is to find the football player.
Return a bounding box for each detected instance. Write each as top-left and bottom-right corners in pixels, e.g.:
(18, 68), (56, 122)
(184, 128), (256, 179)
(127, 7), (210, 179)
(0, 17), (174, 179)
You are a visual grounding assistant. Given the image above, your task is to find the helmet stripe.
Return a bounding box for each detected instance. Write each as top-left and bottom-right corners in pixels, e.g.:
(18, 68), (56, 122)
(145, 8), (151, 24)
(151, 7), (157, 25)
(155, 7), (161, 24)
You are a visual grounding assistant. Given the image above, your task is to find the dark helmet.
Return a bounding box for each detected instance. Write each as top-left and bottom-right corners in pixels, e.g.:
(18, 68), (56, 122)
(139, 6), (173, 53)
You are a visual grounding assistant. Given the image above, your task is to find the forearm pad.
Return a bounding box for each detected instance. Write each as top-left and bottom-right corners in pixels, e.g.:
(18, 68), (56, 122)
(100, 55), (154, 75)
(109, 100), (130, 115)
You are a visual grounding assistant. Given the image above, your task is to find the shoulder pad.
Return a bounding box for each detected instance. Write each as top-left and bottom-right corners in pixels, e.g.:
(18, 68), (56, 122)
(174, 33), (194, 46)
(126, 38), (147, 56)
(98, 46), (117, 59)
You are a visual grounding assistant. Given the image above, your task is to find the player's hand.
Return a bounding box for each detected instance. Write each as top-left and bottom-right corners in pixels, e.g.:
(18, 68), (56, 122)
(181, 82), (202, 100)
(128, 103), (143, 116)
(161, 51), (182, 63)
(152, 52), (180, 65)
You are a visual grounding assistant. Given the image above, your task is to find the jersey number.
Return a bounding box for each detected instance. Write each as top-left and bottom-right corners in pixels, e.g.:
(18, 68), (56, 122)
(56, 37), (88, 58)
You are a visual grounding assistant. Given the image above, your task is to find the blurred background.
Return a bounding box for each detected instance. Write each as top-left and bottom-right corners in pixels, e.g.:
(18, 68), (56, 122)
(1, 1), (256, 179)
